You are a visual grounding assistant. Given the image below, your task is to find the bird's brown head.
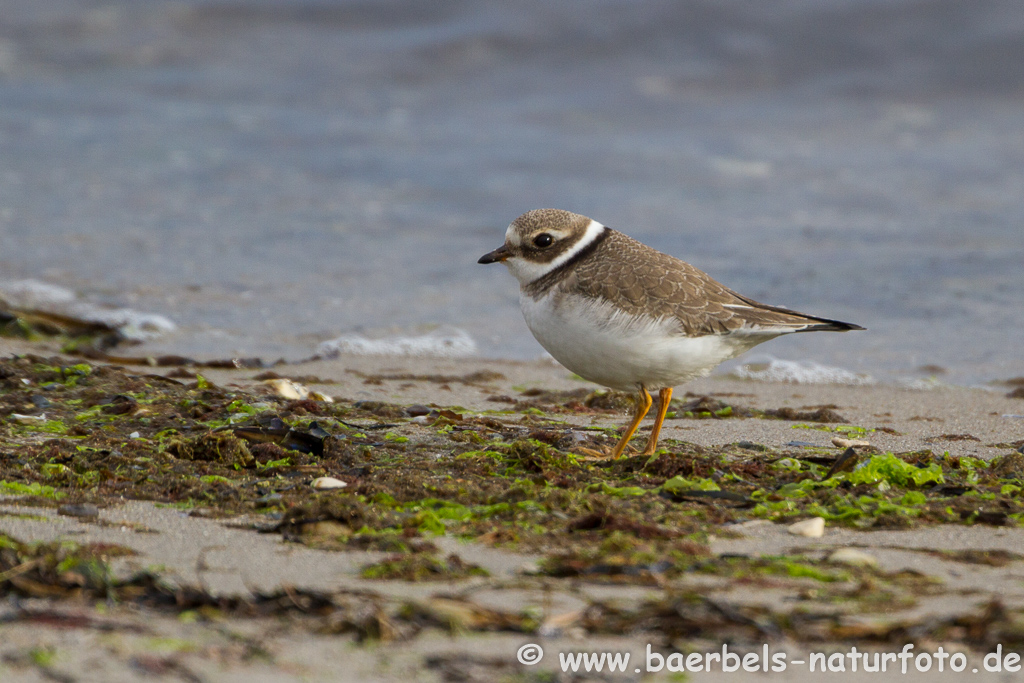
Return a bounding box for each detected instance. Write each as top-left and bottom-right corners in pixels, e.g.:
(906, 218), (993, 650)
(478, 209), (598, 284)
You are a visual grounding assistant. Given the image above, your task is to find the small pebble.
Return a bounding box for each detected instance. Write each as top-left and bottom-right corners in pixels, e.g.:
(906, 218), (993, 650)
(58, 504), (99, 519)
(828, 548), (879, 568)
(311, 476), (348, 490)
(832, 437), (870, 448)
(411, 415), (431, 424)
(406, 404), (432, 417)
(787, 517), (826, 538)
(30, 395), (52, 409)
(129, 431), (141, 439)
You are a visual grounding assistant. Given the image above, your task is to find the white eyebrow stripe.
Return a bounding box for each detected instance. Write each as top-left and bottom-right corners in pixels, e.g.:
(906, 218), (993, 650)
(544, 219), (605, 271)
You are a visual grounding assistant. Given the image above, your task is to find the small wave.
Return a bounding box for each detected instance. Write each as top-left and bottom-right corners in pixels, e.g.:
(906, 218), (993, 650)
(732, 358), (874, 385)
(318, 326), (478, 358)
(0, 280), (77, 307)
(0, 279), (176, 342)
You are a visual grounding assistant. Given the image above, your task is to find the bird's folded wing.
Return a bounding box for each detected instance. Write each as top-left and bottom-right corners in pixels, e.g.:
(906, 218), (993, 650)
(563, 231), (861, 337)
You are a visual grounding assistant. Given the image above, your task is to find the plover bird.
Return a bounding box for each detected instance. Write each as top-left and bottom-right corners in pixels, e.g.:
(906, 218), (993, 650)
(479, 209), (864, 458)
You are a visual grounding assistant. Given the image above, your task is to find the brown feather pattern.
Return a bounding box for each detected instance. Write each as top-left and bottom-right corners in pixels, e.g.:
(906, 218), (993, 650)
(524, 228), (863, 338)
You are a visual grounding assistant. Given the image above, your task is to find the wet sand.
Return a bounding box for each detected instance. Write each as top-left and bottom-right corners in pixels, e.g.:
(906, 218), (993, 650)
(1, 338), (1023, 682)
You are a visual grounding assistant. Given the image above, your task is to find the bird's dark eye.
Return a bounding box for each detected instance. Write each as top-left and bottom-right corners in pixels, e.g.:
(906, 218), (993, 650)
(533, 233), (554, 248)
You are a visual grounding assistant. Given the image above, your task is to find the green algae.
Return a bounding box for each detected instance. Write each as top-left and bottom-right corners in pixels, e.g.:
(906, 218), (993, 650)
(361, 552), (490, 581)
(0, 481), (64, 499)
(3, 353), (1024, 645)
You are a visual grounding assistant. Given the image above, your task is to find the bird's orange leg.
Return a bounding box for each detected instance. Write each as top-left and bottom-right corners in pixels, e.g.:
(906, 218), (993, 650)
(610, 387), (653, 459)
(642, 387), (673, 456)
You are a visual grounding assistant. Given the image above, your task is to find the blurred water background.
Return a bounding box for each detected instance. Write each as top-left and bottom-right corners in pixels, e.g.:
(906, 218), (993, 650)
(1, 0), (1022, 386)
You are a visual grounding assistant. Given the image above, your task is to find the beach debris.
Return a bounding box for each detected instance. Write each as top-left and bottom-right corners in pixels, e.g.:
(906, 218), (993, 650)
(989, 452), (1024, 479)
(10, 413), (47, 424)
(673, 395), (755, 419)
(348, 369), (504, 387)
(92, 354), (267, 369)
(926, 549), (1024, 567)
(661, 487), (750, 505)
(233, 418), (331, 456)
(787, 517), (825, 537)
(488, 387), (634, 414)
(765, 405), (848, 423)
(30, 395), (52, 408)
(100, 394), (139, 415)
(311, 477), (348, 490)
(408, 597), (523, 631)
(823, 447), (861, 479)
(362, 553), (489, 582)
(166, 432), (255, 468)
(925, 433), (981, 443)
(828, 548), (878, 568)
(258, 378), (333, 402)
(832, 437), (870, 449)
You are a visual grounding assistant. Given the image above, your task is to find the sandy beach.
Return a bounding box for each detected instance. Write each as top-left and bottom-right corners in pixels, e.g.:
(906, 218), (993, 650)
(1, 336), (1023, 682)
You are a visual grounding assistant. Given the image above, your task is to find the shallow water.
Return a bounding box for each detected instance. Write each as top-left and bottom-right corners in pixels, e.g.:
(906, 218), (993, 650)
(1, 0), (1022, 385)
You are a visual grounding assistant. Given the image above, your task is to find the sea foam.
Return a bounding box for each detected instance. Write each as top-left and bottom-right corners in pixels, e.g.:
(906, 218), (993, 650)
(0, 279), (176, 342)
(318, 326), (478, 358)
(732, 358), (874, 385)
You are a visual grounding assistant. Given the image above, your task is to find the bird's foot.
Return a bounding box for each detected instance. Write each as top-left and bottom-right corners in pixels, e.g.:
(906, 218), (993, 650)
(576, 445), (615, 459)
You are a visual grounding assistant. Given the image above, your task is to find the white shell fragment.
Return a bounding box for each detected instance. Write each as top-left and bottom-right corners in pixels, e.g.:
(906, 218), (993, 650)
(828, 548), (879, 568)
(832, 437), (870, 448)
(311, 477), (348, 490)
(787, 517), (826, 538)
(264, 379), (309, 400)
(11, 413), (47, 424)
(263, 379), (333, 402)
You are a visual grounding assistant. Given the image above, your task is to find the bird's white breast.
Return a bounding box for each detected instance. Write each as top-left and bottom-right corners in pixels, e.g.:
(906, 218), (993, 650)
(520, 291), (768, 392)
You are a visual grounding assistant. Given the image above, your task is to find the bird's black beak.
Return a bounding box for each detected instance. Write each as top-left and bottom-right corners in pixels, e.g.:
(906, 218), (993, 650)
(478, 244), (511, 264)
